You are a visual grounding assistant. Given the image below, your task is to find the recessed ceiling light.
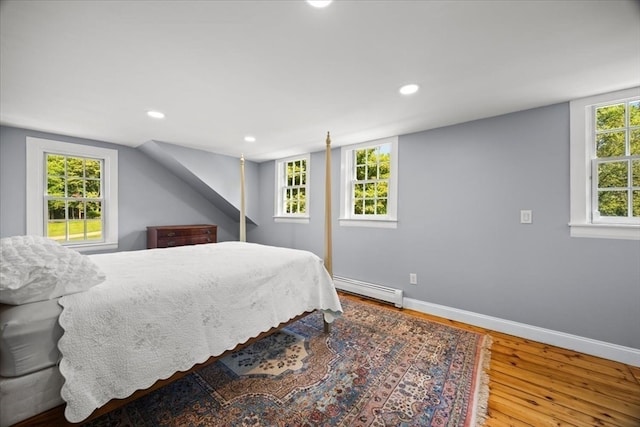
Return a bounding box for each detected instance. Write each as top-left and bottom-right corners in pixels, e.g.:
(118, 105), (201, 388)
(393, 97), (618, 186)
(399, 84), (419, 95)
(307, 0), (332, 8)
(244, 136), (256, 143)
(147, 110), (165, 119)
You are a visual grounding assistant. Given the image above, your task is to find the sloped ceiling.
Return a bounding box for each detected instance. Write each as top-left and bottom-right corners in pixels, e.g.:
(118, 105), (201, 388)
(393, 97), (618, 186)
(139, 140), (259, 225)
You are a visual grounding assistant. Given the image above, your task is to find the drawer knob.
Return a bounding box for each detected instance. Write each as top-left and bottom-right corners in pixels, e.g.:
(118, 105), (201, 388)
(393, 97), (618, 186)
(167, 232), (176, 237)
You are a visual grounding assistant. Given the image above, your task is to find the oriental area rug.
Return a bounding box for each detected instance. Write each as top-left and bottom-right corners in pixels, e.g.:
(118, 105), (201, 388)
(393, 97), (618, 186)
(84, 296), (491, 427)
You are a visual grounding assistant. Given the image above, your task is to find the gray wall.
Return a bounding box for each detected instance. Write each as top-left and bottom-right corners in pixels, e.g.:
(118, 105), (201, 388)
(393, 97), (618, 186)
(249, 103), (640, 349)
(0, 126), (239, 251)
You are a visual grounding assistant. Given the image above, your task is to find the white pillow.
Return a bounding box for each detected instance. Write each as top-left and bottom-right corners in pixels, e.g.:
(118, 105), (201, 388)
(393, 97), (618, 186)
(0, 235), (106, 305)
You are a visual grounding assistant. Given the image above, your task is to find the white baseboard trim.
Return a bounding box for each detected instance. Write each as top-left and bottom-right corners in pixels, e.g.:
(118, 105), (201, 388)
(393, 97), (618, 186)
(403, 297), (640, 367)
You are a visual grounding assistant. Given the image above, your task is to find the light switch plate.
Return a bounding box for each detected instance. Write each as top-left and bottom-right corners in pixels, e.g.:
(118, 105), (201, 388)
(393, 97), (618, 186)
(520, 210), (532, 224)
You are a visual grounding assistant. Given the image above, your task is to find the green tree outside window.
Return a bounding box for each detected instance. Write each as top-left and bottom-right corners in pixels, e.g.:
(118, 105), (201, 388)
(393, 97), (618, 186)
(594, 100), (640, 218)
(352, 145), (390, 215)
(46, 154), (104, 242)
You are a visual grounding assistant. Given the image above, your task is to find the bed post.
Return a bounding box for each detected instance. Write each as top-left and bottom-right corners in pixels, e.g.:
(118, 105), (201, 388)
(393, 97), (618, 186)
(239, 154), (246, 242)
(324, 132), (333, 334)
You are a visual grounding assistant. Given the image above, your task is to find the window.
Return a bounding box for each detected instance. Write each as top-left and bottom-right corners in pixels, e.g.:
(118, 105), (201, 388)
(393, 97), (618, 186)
(592, 100), (640, 222)
(45, 153), (104, 243)
(340, 136), (398, 228)
(27, 137), (119, 251)
(569, 87), (640, 240)
(274, 154), (310, 223)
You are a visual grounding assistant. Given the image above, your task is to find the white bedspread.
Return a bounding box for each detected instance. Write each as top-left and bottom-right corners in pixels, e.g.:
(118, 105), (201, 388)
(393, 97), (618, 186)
(57, 242), (343, 423)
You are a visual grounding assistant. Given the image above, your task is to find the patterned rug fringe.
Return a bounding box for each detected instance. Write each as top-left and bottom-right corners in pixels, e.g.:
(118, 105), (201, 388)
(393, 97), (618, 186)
(472, 335), (493, 427)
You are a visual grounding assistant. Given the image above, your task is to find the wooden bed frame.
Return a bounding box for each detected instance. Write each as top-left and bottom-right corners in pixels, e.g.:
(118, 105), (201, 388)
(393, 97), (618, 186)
(11, 133), (335, 427)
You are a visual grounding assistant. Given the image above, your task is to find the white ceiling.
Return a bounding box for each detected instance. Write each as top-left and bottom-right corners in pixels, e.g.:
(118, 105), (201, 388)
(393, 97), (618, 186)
(1, 0), (639, 162)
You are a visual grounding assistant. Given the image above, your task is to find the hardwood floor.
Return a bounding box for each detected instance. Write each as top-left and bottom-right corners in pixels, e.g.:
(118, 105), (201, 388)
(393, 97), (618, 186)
(340, 293), (640, 427)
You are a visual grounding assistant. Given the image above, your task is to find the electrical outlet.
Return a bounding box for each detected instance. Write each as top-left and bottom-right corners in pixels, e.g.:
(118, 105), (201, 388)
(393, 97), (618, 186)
(409, 273), (417, 285)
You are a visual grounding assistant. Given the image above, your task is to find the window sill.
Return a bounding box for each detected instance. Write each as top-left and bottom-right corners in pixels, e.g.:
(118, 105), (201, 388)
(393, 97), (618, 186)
(569, 223), (640, 240)
(339, 218), (398, 229)
(63, 241), (118, 253)
(274, 216), (310, 224)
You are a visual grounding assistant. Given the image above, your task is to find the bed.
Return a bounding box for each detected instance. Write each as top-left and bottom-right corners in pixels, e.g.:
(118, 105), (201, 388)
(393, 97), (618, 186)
(0, 134), (340, 426)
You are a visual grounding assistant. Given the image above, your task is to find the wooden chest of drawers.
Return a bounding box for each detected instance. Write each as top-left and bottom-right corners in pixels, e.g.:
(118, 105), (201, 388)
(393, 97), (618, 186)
(147, 224), (217, 249)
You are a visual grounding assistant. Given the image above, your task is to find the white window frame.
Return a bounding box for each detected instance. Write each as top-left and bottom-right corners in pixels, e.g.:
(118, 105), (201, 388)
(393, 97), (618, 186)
(273, 154), (310, 224)
(26, 137), (119, 251)
(569, 87), (640, 240)
(339, 136), (398, 229)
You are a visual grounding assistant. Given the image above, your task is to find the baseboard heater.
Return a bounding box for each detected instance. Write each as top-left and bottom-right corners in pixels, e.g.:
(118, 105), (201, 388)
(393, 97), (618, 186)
(333, 276), (403, 308)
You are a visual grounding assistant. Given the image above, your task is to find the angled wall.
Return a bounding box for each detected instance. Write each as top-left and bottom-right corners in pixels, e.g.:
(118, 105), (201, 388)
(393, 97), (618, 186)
(139, 140), (259, 226)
